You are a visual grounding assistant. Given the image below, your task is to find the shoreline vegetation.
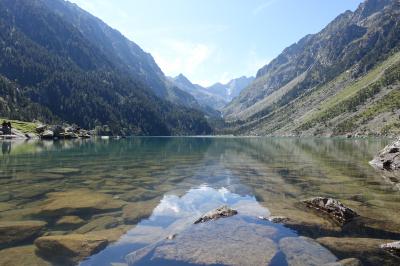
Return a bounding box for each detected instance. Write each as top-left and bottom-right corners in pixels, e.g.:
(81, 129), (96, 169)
(1, 118), (399, 140)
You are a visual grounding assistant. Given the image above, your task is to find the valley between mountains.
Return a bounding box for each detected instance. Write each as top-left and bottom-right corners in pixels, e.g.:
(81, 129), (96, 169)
(0, 0), (399, 137)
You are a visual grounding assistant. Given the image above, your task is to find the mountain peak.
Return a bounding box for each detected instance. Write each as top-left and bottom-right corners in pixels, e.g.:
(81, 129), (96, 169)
(355, 0), (393, 18)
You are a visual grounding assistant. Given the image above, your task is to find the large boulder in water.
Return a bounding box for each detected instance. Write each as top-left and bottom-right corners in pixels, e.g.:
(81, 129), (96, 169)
(302, 197), (357, 224)
(370, 138), (400, 171)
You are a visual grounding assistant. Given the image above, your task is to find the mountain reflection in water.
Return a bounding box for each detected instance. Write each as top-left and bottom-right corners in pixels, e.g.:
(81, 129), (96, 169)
(0, 137), (399, 266)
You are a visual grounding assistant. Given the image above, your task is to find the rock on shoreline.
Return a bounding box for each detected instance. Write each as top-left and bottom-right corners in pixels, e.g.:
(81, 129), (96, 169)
(194, 205), (238, 224)
(370, 138), (400, 171)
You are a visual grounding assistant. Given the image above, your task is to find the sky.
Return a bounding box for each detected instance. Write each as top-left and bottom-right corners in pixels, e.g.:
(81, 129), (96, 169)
(69, 0), (364, 87)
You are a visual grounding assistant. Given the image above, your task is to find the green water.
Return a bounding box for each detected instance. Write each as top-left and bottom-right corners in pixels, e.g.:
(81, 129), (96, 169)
(0, 137), (399, 266)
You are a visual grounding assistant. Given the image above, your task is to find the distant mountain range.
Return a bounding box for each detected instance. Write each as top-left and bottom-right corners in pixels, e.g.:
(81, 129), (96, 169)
(223, 0), (400, 137)
(0, 0), (211, 135)
(169, 74), (254, 111)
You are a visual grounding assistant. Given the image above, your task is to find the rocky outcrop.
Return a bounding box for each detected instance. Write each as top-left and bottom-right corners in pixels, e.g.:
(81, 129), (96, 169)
(0, 221), (46, 246)
(302, 197), (358, 224)
(34, 234), (108, 265)
(0, 245), (51, 266)
(370, 138), (400, 171)
(380, 241), (400, 257)
(194, 205), (238, 224)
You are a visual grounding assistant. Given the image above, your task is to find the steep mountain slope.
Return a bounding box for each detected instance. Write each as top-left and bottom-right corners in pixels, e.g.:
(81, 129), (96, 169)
(170, 74), (225, 114)
(42, 0), (201, 109)
(223, 0), (400, 136)
(207, 76), (254, 103)
(0, 0), (211, 135)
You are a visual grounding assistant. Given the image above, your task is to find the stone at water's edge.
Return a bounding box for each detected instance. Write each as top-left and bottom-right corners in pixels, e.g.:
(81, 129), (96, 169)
(194, 205), (238, 224)
(279, 236), (338, 266)
(370, 138), (400, 171)
(302, 197), (357, 224)
(0, 220), (47, 246)
(34, 234), (108, 265)
(380, 241), (400, 257)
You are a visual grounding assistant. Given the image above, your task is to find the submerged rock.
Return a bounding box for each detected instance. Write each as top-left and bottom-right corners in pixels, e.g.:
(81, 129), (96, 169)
(370, 138), (400, 171)
(36, 189), (126, 217)
(56, 216), (85, 227)
(317, 237), (400, 265)
(259, 215), (290, 223)
(279, 236), (337, 266)
(194, 205), (238, 224)
(0, 220), (46, 246)
(323, 258), (362, 266)
(0, 245), (51, 266)
(302, 197), (357, 224)
(126, 217), (277, 266)
(380, 241), (400, 257)
(34, 234), (108, 265)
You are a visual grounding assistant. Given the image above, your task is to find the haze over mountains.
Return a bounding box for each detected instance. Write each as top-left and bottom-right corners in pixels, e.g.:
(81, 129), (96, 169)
(169, 74), (254, 111)
(0, 0), (399, 136)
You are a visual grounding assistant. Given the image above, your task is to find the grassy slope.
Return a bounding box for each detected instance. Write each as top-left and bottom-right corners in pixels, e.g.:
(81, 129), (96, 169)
(0, 118), (38, 134)
(232, 51), (400, 136)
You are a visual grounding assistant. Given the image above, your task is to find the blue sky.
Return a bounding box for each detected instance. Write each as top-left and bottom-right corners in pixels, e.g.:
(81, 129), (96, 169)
(69, 0), (364, 86)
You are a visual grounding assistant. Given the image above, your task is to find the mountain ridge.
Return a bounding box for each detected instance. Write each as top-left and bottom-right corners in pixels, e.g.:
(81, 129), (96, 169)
(223, 0), (400, 137)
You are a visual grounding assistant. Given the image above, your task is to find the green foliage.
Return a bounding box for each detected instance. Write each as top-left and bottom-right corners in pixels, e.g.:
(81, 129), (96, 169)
(0, 0), (212, 136)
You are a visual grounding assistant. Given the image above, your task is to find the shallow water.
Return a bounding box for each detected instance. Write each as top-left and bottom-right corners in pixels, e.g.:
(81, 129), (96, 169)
(0, 137), (399, 266)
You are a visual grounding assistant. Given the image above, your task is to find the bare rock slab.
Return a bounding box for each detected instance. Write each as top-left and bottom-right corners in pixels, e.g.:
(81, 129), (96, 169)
(0, 245), (51, 266)
(280, 236), (337, 266)
(194, 205), (238, 224)
(303, 197), (357, 224)
(126, 217), (277, 266)
(34, 234), (108, 265)
(323, 258), (362, 266)
(0, 220), (46, 246)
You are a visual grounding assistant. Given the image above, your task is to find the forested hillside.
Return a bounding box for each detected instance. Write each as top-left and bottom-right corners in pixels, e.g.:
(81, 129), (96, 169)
(0, 0), (212, 135)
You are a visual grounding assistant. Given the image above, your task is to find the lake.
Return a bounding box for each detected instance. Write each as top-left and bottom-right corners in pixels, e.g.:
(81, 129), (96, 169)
(0, 137), (399, 266)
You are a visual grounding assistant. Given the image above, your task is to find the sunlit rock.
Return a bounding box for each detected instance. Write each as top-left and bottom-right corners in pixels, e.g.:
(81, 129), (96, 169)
(36, 189), (126, 217)
(194, 205), (238, 224)
(34, 234), (108, 265)
(0, 220), (46, 246)
(302, 197), (358, 224)
(0, 245), (51, 266)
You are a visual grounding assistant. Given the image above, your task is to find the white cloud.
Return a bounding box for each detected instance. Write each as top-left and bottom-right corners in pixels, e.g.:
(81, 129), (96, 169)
(153, 40), (213, 78)
(253, 0), (277, 15)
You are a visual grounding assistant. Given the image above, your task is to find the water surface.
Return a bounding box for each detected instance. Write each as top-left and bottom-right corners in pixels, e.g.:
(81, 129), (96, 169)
(0, 137), (399, 266)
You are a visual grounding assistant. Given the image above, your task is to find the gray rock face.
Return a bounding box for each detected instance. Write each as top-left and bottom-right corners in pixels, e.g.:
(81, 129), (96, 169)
(380, 241), (400, 257)
(279, 236), (338, 266)
(126, 217), (277, 266)
(194, 205), (238, 224)
(303, 197), (357, 224)
(370, 138), (400, 171)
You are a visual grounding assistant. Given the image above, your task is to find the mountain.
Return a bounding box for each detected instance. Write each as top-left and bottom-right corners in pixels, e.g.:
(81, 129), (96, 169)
(170, 74), (254, 112)
(207, 76), (254, 103)
(170, 74), (226, 113)
(223, 0), (400, 137)
(0, 0), (212, 135)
